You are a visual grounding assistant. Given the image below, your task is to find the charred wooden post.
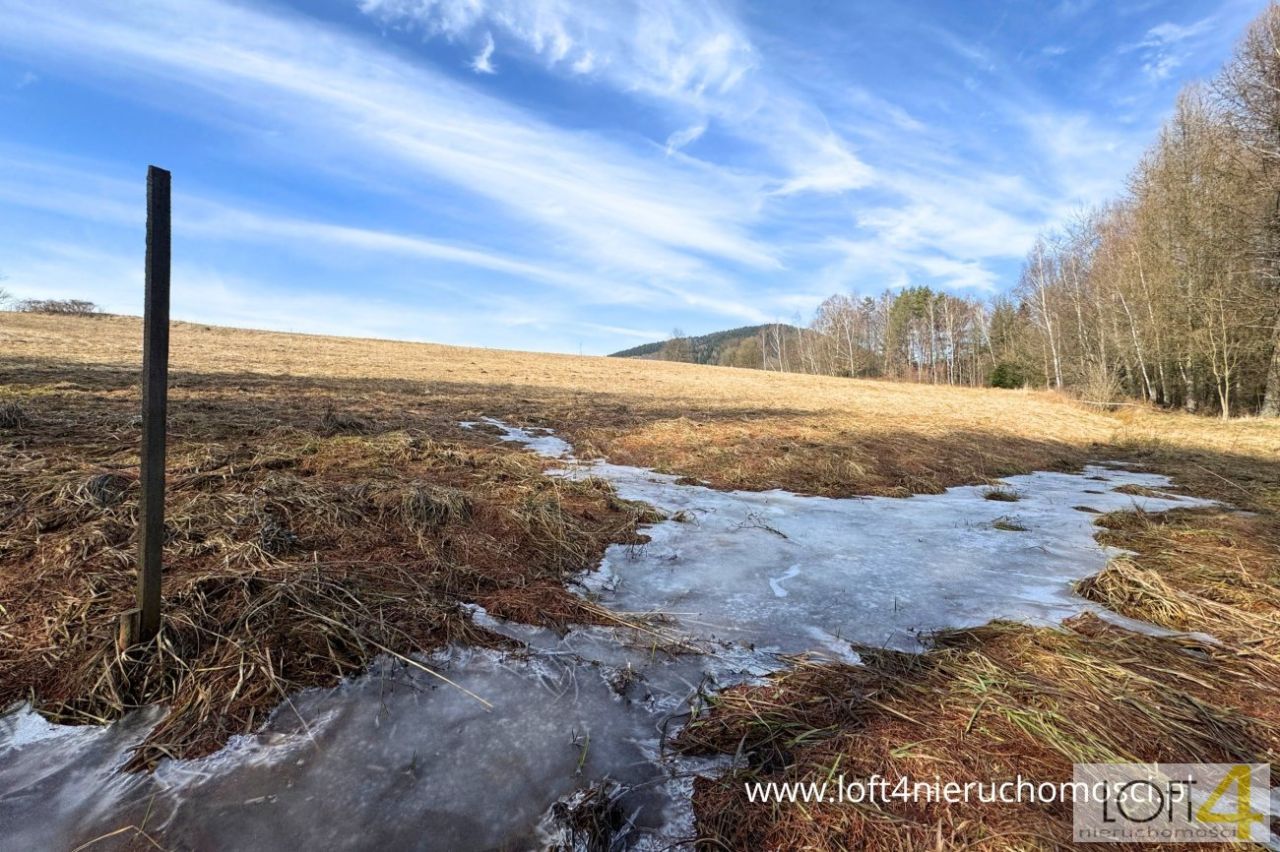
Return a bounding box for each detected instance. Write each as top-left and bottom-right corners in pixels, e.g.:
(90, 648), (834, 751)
(135, 165), (171, 644)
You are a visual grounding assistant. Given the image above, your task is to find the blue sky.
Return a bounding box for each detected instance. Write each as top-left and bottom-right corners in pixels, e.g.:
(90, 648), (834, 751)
(0, 0), (1267, 354)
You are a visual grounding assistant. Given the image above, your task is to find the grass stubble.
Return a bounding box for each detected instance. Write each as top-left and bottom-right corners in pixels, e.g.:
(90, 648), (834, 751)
(2, 313), (1279, 849)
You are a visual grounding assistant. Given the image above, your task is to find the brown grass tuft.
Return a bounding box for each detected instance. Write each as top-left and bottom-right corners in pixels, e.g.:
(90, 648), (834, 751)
(0, 396), (26, 429)
(318, 401), (372, 436)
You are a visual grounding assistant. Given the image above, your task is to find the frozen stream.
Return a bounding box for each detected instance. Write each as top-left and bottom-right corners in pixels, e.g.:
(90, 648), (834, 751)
(0, 421), (1211, 850)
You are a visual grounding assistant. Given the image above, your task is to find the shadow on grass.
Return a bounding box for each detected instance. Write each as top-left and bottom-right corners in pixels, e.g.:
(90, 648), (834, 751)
(2, 355), (1277, 510)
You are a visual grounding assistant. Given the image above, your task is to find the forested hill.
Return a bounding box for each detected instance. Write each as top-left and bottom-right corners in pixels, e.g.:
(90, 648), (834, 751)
(607, 340), (667, 359)
(609, 325), (792, 367)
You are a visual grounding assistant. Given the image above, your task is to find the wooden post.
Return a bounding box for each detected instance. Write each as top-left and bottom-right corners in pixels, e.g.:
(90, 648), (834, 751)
(136, 165), (171, 644)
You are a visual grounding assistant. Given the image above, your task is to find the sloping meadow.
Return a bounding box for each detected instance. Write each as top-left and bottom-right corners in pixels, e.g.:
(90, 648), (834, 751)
(0, 366), (657, 767)
(1, 314), (1279, 849)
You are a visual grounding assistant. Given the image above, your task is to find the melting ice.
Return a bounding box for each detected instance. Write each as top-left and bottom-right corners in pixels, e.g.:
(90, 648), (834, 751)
(0, 419), (1212, 850)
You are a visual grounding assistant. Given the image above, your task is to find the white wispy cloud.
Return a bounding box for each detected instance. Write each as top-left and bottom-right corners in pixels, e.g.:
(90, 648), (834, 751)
(773, 132), (874, 196)
(357, 0), (874, 198)
(664, 121), (706, 155)
(0, 150), (657, 306)
(820, 238), (1000, 296)
(572, 322), (670, 341)
(0, 0), (780, 314)
(1126, 15), (1216, 81)
(359, 0), (756, 99)
(470, 31), (496, 74)
(1017, 109), (1141, 213)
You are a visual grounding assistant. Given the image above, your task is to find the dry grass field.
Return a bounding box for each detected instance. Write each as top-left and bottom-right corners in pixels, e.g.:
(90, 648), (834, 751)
(2, 312), (1279, 849)
(5, 313), (1278, 500)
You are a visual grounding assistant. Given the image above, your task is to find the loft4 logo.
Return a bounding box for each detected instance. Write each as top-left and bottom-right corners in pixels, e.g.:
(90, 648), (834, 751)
(1196, 765), (1266, 840)
(1074, 763), (1271, 844)
(1098, 765), (1265, 838)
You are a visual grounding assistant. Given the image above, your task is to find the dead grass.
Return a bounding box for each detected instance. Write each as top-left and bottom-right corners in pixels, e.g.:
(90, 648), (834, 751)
(0, 396), (25, 429)
(1083, 509), (1280, 656)
(0, 347), (658, 764)
(3, 313), (1277, 503)
(2, 312), (1280, 848)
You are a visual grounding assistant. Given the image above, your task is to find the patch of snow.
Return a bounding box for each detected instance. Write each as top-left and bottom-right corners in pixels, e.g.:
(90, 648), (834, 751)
(463, 417), (573, 459)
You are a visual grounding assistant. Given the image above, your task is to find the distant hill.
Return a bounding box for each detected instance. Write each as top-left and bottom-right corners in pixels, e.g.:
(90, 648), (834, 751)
(609, 324), (797, 368)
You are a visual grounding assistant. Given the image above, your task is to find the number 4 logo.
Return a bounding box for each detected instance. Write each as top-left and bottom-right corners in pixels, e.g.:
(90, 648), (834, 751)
(1196, 765), (1265, 840)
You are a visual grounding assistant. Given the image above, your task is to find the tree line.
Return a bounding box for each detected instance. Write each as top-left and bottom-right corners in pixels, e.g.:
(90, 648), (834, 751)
(1011, 4), (1280, 418)
(660, 5), (1280, 418)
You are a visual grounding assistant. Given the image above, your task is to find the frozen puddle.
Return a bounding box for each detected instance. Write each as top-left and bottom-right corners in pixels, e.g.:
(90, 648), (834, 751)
(0, 420), (1212, 850)
(0, 646), (714, 851)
